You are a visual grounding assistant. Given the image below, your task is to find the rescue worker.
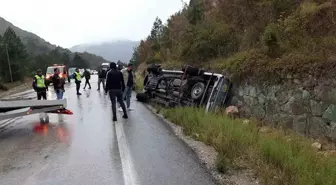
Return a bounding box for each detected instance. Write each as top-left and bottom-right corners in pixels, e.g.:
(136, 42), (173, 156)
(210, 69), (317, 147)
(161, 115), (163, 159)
(32, 69), (49, 123)
(83, 68), (91, 89)
(97, 67), (107, 91)
(119, 63), (135, 111)
(32, 69), (48, 100)
(72, 68), (82, 95)
(105, 62), (128, 121)
(52, 68), (65, 99)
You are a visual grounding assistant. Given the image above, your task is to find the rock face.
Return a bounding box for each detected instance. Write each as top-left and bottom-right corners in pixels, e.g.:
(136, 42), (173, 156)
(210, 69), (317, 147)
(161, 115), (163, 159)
(230, 80), (336, 141)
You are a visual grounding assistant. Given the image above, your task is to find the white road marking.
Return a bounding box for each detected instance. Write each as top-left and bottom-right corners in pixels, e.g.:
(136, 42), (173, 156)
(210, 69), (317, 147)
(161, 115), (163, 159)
(115, 121), (139, 185)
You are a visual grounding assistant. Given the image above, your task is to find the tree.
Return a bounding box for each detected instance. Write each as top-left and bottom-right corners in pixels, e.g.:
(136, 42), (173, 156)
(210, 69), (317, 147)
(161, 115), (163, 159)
(76, 51), (110, 69)
(61, 52), (71, 66)
(129, 48), (140, 68)
(0, 27), (28, 82)
(187, 0), (204, 25)
(149, 17), (164, 52)
(72, 53), (88, 69)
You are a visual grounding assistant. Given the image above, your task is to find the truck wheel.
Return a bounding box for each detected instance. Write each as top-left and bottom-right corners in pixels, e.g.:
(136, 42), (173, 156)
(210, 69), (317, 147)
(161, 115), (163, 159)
(191, 82), (205, 100)
(136, 92), (149, 102)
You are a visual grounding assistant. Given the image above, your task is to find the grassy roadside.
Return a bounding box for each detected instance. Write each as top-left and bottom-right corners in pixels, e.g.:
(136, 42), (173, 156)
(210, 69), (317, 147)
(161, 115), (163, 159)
(161, 107), (336, 185)
(134, 73), (144, 93)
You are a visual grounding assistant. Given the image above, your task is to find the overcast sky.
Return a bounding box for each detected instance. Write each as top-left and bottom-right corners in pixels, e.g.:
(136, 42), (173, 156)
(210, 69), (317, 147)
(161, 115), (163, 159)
(0, 0), (186, 48)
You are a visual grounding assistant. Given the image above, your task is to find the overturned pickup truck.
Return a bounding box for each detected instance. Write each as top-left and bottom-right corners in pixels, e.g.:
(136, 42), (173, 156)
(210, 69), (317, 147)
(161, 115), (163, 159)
(136, 64), (232, 112)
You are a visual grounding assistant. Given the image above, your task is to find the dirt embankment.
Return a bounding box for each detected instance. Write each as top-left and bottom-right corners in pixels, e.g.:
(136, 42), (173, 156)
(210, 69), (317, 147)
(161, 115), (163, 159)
(0, 79), (32, 98)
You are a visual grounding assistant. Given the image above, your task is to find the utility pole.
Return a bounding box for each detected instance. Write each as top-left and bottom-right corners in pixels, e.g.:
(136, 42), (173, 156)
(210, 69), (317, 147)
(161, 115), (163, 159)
(5, 44), (13, 83)
(0, 43), (13, 83)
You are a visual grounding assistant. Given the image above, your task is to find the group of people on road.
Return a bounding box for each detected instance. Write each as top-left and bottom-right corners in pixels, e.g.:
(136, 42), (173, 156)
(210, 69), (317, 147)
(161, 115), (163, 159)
(105, 62), (135, 121)
(32, 68), (65, 100)
(32, 68), (65, 123)
(32, 62), (136, 122)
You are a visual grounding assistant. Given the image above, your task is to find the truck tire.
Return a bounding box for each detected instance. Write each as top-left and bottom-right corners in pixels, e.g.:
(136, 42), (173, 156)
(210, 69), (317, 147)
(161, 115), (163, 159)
(190, 82), (205, 100)
(136, 92), (149, 102)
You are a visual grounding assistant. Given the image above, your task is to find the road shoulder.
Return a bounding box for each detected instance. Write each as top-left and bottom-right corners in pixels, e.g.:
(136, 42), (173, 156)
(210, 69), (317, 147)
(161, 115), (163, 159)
(145, 104), (260, 185)
(0, 81), (31, 98)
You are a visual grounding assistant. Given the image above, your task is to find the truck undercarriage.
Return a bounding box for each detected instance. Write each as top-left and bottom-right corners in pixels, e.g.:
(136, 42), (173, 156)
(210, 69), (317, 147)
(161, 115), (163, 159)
(0, 98), (72, 122)
(136, 64), (232, 112)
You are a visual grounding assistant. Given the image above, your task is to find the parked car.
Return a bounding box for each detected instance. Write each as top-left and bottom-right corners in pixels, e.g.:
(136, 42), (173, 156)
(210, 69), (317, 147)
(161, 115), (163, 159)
(136, 64), (232, 112)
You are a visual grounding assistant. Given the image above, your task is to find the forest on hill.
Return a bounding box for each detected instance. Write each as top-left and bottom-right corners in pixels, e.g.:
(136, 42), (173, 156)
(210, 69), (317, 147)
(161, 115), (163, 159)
(0, 27), (91, 83)
(0, 17), (111, 85)
(130, 0), (336, 81)
(0, 17), (110, 70)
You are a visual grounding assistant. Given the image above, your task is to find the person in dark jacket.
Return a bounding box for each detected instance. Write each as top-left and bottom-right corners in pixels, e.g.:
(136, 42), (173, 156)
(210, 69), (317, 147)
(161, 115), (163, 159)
(105, 62), (128, 121)
(97, 68), (107, 90)
(32, 69), (48, 100)
(83, 68), (91, 89)
(51, 68), (65, 99)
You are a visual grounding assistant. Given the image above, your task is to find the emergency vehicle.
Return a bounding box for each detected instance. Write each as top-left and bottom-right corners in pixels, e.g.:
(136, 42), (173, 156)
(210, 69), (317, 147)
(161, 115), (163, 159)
(45, 64), (70, 84)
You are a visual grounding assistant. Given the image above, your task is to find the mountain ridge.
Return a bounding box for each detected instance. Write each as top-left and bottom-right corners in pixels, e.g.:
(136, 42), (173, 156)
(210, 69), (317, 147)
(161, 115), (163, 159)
(0, 16), (111, 69)
(0, 17), (56, 55)
(70, 40), (139, 63)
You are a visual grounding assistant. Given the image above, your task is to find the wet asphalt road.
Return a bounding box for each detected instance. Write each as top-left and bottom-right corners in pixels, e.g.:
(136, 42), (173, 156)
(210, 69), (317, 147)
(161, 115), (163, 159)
(0, 76), (217, 185)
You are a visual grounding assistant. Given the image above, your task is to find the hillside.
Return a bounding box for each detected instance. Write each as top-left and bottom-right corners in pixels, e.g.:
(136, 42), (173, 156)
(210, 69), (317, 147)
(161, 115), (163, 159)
(0, 17), (56, 55)
(132, 0), (336, 82)
(70, 40), (139, 63)
(0, 16), (110, 70)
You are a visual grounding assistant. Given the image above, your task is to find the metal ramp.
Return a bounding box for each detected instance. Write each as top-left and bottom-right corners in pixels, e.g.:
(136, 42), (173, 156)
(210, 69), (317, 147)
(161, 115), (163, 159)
(0, 98), (72, 121)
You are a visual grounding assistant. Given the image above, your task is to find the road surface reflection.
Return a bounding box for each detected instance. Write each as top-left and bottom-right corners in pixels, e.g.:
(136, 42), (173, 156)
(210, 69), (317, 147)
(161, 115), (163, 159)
(33, 122), (71, 144)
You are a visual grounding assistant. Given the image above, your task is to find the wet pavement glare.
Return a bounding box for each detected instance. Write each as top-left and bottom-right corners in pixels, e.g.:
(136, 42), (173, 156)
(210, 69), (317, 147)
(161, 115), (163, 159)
(0, 76), (217, 185)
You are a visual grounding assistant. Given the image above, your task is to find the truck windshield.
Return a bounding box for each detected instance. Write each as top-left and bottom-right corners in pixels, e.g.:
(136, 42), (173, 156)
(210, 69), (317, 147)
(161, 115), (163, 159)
(46, 67), (64, 74)
(68, 68), (76, 74)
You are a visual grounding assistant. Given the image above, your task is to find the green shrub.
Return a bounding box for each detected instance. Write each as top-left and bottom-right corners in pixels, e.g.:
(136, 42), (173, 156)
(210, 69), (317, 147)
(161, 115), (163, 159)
(134, 73), (144, 93)
(162, 107), (336, 185)
(261, 23), (281, 57)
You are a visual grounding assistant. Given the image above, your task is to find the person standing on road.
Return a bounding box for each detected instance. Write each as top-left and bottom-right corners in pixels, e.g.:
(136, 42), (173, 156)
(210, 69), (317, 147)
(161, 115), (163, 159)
(52, 68), (65, 99)
(105, 62), (128, 121)
(32, 69), (49, 123)
(97, 68), (106, 91)
(72, 68), (82, 95)
(83, 68), (91, 90)
(32, 69), (48, 100)
(120, 63), (135, 111)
